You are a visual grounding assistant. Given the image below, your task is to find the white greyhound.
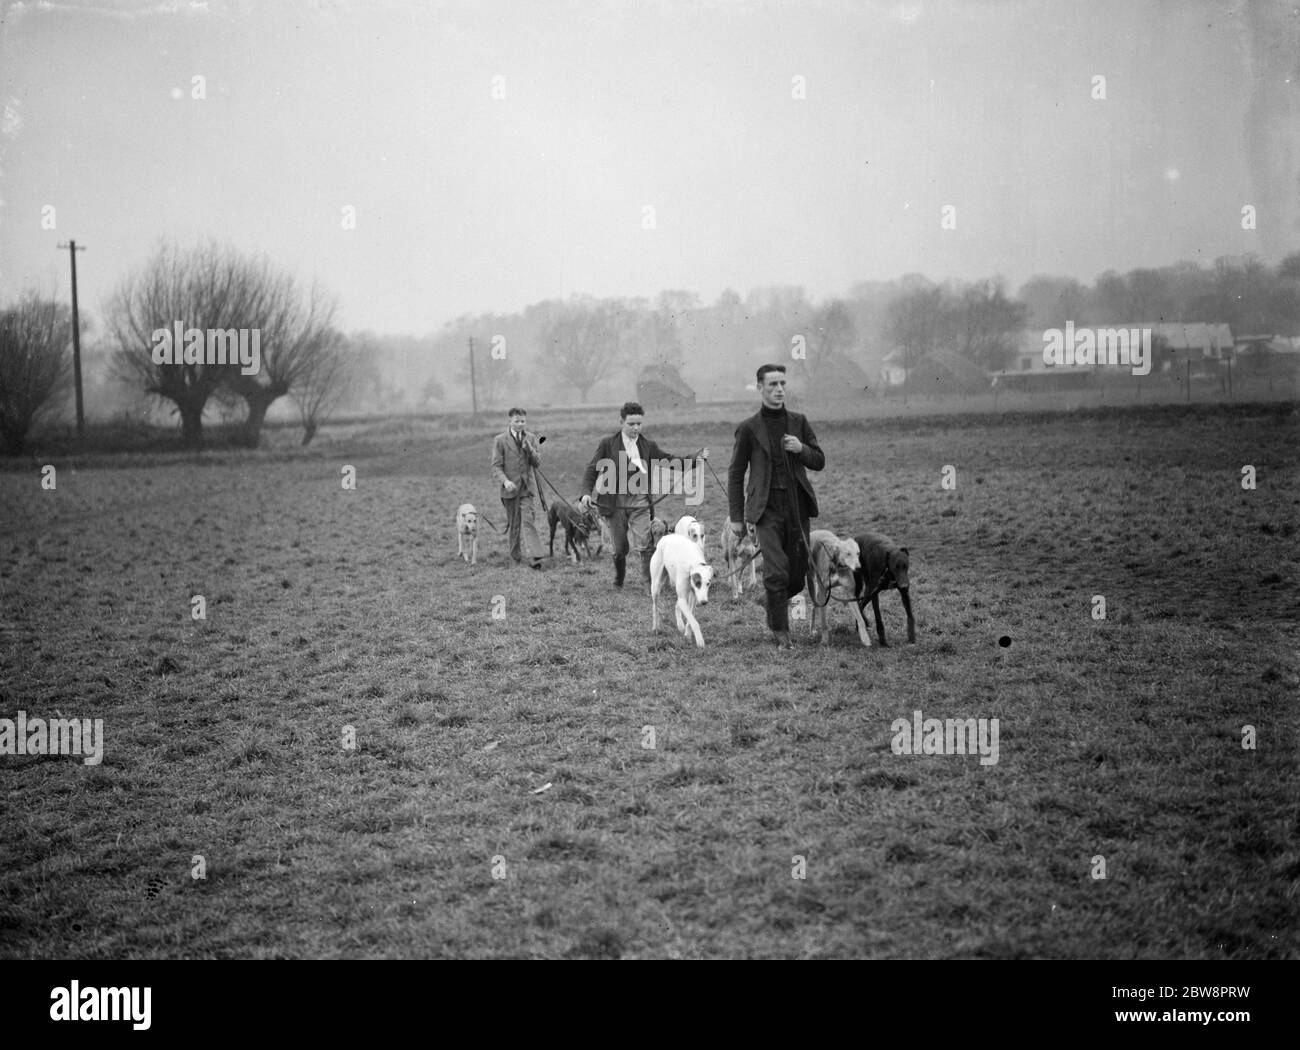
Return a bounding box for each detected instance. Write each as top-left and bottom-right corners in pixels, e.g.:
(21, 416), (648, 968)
(650, 533), (714, 648)
(673, 514), (707, 558)
(807, 529), (861, 644)
(456, 503), (478, 564)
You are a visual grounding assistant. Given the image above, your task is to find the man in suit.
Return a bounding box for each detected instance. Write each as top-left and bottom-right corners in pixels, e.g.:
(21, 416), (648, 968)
(491, 407), (544, 569)
(579, 401), (709, 589)
(727, 364), (825, 648)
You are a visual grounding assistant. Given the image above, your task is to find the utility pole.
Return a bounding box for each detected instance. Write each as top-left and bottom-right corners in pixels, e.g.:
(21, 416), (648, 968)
(56, 240), (87, 441)
(468, 336), (479, 417)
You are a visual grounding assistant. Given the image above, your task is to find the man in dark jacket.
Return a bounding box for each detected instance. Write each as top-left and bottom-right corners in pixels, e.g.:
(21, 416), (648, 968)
(727, 364), (825, 648)
(579, 401), (709, 589)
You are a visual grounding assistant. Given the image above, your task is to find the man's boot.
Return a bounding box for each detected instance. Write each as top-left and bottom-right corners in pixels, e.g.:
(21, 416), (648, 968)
(613, 555), (626, 588)
(767, 589), (794, 649)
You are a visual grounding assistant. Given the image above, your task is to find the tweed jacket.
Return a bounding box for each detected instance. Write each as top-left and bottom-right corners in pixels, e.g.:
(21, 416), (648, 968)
(727, 408), (824, 525)
(491, 429), (541, 499)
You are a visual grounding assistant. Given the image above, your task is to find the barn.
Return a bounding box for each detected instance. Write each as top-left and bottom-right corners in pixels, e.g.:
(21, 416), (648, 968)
(908, 349), (990, 395)
(636, 363), (696, 410)
(786, 353), (873, 410)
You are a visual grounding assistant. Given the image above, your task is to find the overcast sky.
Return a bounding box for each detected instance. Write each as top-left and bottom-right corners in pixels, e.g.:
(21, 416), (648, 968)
(1, 0), (1296, 335)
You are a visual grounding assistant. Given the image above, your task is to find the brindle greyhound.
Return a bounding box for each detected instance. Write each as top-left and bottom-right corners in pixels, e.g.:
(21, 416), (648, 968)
(851, 531), (916, 646)
(548, 501), (599, 562)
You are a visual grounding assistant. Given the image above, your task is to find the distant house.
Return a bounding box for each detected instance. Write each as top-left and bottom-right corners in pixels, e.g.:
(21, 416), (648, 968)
(909, 349), (989, 395)
(1148, 322), (1234, 374)
(1234, 334), (1300, 383)
(880, 348), (989, 394)
(880, 350), (907, 388)
(992, 322), (1234, 388)
(805, 354), (872, 395)
(636, 362), (696, 410)
(993, 329), (1100, 390)
(783, 354), (873, 410)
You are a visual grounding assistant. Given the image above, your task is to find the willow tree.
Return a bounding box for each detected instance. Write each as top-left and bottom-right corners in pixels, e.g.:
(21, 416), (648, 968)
(0, 294), (72, 454)
(107, 240), (339, 448)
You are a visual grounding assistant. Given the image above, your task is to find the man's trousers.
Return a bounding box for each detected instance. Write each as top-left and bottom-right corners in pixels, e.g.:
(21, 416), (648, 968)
(755, 489), (810, 632)
(502, 492), (543, 564)
(607, 501), (653, 582)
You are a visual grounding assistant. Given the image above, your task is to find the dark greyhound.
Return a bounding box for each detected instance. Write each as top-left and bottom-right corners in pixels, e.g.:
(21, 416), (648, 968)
(851, 532), (916, 646)
(548, 501), (599, 562)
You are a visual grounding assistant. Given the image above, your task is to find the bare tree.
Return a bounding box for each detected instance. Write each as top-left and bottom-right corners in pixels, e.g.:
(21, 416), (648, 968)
(0, 293), (72, 454)
(1017, 275), (1089, 329)
(107, 241), (256, 448)
(950, 279), (1027, 371)
(886, 285), (948, 380)
(794, 298), (856, 385)
(227, 274), (340, 447)
(294, 329), (353, 445)
(106, 240), (339, 448)
(540, 296), (635, 402)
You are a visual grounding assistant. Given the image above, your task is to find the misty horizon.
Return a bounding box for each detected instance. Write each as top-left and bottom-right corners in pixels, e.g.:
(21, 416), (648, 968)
(2, 0), (1297, 338)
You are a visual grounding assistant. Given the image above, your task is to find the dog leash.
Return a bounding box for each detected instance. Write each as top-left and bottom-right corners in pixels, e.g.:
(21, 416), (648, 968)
(532, 462), (580, 511)
(712, 545), (762, 581)
(780, 445), (813, 553)
(703, 454), (729, 496)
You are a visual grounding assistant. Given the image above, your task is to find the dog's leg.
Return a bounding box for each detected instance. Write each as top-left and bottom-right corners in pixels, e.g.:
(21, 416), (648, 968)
(899, 587), (915, 643)
(872, 594), (889, 647)
(851, 599), (874, 647)
(678, 594), (704, 648)
(723, 536), (738, 600)
(816, 600), (832, 645)
(470, 534), (477, 565)
(650, 552), (664, 633)
(548, 516), (557, 558)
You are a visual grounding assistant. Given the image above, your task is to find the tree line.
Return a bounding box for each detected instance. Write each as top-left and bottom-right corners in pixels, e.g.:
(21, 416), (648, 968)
(2, 242), (1297, 453)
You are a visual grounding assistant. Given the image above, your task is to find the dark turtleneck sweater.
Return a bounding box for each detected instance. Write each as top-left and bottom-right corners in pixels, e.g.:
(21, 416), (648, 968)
(762, 404), (789, 490)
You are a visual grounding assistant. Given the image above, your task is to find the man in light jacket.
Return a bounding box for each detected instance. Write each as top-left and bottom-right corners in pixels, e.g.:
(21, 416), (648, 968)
(491, 407), (544, 569)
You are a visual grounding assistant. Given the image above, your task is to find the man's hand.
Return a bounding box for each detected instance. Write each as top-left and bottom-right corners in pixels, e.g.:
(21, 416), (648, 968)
(696, 447), (710, 461)
(579, 494), (593, 510)
(730, 520), (745, 538)
(781, 435), (803, 455)
(503, 480), (518, 495)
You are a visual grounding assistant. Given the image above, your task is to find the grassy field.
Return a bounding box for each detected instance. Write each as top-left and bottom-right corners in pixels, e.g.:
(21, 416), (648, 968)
(1, 401), (1297, 959)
